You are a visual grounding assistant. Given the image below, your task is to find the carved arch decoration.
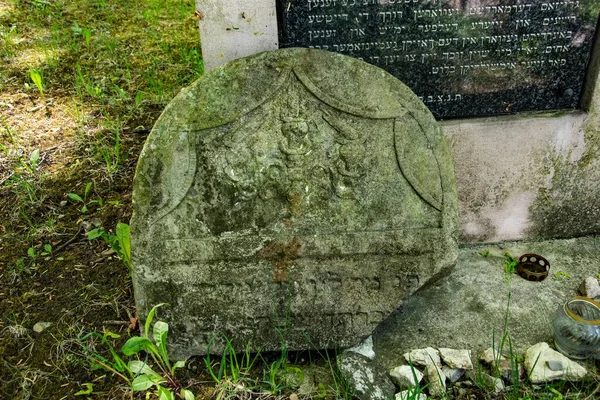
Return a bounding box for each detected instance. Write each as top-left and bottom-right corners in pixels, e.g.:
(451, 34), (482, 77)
(132, 49), (450, 227)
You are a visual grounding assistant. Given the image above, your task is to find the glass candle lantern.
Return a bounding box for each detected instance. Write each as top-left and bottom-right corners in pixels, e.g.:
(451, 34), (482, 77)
(553, 296), (600, 360)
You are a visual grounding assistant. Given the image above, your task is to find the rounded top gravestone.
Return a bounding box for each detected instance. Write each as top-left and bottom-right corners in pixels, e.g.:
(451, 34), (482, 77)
(131, 48), (459, 358)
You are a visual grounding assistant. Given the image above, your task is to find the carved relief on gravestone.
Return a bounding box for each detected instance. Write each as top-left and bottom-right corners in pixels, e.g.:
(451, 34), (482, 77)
(131, 48), (458, 358)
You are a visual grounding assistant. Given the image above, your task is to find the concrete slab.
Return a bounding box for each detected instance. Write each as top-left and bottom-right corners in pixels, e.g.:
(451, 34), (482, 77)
(195, 0), (278, 72)
(372, 236), (600, 369)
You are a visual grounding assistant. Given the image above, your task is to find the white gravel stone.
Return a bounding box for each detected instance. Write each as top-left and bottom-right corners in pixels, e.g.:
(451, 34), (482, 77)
(425, 364), (446, 397)
(396, 390), (427, 400)
(33, 322), (52, 333)
(389, 365), (424, 389)
(480, 372), (505, 394)
(439, 348), (473, 370)
(524, 342), (587, 383)
(349, 336), (376, 360)
(404, 347), (442, 368)
(578, 277), (600, 298)
(479, 347), (505, 364)
(441, 366), (464, 383)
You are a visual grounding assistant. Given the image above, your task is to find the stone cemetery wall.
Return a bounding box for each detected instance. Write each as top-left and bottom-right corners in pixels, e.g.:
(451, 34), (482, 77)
(131, 49), (458, 357)
(195, 0), (600, 243)
(195, 0), (279, 71)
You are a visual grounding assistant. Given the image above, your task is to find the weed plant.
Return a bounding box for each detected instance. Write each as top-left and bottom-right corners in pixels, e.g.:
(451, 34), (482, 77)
(80, 304), (194, 399)
(88, 222), (131, 273)
(0, 0), (203, 398)
(68, 181), (103, 213)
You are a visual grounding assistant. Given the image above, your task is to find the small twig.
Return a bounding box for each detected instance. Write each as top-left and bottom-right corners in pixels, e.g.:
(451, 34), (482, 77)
(0, 172), (14, 186)
(52, 226), (83, 255)
(103, 320), (129, 325)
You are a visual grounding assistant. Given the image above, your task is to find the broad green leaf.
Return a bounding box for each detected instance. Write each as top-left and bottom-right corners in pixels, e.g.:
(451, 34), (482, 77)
(144, 303), (166, 338)
(68, 193), (83, 203)
(29, 69), (43, 95)
(157, 385), (175, 400)
(27, 247), (35, 258)
(173, 360), (186, 370)
(44, 244), (52, 253)
(128, 360), (161, 378)
(135, 91), (144, 107)
(153, 320), (170, 370)
(181, 389), (195, 400)
(87, 228), (105, 240)
(131, 374), (159, 391)
(153, 321), (168, 349)
(84, 182), (93, 199)
(81, 205), (88, 213)
(121, 336), (155, 356)
(29, 149), (40, 168)
(71, 22), (82, 35)
(74, 383), (94, 395)
(116, 222), (131, 269)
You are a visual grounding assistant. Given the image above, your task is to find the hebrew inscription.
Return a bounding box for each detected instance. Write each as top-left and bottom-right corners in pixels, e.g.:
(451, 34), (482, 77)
(280, 0), (600, 118)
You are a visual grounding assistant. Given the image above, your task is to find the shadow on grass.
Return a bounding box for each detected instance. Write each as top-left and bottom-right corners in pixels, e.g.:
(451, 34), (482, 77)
(0, 1), (203, 398)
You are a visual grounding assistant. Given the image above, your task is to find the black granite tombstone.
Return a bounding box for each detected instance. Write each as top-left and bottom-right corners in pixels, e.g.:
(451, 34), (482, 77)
(279, 0), (600, 118)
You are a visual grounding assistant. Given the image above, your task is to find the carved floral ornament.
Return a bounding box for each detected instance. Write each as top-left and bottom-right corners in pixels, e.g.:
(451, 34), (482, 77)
(218, 98), (372, 203)
(135, 64), (446, 226)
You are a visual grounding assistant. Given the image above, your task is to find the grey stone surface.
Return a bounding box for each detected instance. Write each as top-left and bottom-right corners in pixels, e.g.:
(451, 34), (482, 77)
(348, 335), (375, 360)
(389, 365), (423, 389)
(131, 48), (458, 357)
(338, 352), (396, 400)
(441, 366), (464, 383)
(373, 236), (600, 369)
(438, 348), (473, 370)
(404, 347), (442, 368)
(578, 276), (600, 298)
(445, 110), (600, 243)
(424, 364), (446, 397)
(546, 360), (565, 371)
(524, 342), (587, 383)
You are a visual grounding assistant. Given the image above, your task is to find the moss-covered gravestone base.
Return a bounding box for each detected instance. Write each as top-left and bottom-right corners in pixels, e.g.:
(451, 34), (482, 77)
(131, 48), (458, 358)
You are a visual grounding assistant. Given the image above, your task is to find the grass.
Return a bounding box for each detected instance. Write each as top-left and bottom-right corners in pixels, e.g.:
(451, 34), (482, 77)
(1, 0), (599, 399)
(0, 0), (202, 398)
(0, 1), (350, 399)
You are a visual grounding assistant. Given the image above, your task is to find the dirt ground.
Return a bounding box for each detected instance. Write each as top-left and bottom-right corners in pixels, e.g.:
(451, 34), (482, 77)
(2, 1), (599, 399)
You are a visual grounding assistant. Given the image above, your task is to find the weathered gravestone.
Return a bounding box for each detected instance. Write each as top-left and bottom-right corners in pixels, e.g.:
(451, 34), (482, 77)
(131, 48), (458, 358)
(280, 0), (600, 118)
